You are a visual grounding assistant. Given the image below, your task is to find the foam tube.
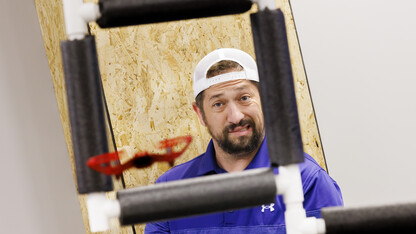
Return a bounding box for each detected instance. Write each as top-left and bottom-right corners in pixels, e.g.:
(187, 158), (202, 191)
(321, 202), (416, 234)
(61, 36), (113, 194)
(96, 0), (253, 28)
(250, 9), (304, 166)
(117, 168), (276, 225)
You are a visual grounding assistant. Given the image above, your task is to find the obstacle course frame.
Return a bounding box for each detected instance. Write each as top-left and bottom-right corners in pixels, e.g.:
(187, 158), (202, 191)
(59, 0), (416, 233)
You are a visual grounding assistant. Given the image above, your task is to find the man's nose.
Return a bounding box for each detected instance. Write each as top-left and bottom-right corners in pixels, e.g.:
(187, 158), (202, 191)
(226, 102), (244, 124)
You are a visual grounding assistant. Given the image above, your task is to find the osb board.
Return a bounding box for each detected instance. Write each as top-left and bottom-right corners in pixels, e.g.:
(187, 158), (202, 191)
(34, 0), (133, 233)
(280, 0), (326, 168)
(36, 0), (325, 233)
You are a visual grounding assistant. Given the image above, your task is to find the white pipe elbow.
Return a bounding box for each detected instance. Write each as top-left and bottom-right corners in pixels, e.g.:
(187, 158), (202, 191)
(300, 217), (326, 234)
(86, 193), (120, 233)
(79, 3), (101, 24)
(255, 0), (276, 11)
(62, 0), (100, 40)
(276, 164), (304, 204)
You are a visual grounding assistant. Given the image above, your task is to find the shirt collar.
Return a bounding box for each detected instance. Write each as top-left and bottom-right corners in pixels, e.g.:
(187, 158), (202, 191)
(196, 136), (270, 176)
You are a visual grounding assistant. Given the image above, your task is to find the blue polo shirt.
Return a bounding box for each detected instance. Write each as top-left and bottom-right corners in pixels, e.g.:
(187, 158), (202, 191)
(145, 138), (343, 233)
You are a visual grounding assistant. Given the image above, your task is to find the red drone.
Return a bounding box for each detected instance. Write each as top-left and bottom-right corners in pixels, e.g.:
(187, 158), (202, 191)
(87, 135), (192, 176)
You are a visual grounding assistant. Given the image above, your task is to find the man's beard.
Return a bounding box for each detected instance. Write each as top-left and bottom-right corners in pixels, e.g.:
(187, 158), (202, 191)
(207, 117), (263, 156)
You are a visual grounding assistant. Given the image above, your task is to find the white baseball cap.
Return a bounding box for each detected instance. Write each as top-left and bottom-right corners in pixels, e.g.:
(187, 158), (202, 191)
(192, 48), (259, 98)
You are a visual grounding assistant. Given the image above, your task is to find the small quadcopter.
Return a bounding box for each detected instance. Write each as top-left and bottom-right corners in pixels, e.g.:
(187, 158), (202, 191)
(87, 135), (192, 176)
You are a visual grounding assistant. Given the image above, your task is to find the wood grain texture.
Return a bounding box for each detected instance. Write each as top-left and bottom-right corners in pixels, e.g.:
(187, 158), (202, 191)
(36, 0), (325, 233)
(280, 0), (327, 169)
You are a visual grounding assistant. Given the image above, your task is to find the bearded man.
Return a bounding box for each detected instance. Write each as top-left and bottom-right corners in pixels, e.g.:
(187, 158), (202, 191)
(145, 48), (343, 233)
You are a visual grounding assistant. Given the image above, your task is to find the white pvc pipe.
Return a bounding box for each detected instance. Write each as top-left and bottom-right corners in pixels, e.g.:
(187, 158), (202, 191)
(255, 0), (276, 10)
(299, 217), (326, 234)
(276, 165), (328, 234)
(86, 193), (121, 232)
(316, 218), (326, 234)
(276, 164), (308, 234)
(276, 165), (304, 205)
(62, 0), (87, 40)
(62, 0), (100, 40)
(79, 3), (101, 24)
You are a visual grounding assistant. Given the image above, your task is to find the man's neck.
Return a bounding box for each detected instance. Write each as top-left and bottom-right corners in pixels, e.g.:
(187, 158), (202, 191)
(212, 141), (259, 172)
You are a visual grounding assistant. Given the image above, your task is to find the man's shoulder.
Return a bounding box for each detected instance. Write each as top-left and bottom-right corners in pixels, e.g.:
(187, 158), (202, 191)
(300, 153), (329, 179)
(300, 154), (344, 207)
(303, 153), (325, 169)
(156, 153), (207, 183)
(300, 153), (341, 196)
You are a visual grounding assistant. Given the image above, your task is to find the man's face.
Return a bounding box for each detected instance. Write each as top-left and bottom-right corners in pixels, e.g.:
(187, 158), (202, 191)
(194, 79), (265, 156)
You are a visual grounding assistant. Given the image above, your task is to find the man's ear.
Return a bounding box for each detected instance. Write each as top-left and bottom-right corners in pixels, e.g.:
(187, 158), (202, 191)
(192, 102), (206, 127)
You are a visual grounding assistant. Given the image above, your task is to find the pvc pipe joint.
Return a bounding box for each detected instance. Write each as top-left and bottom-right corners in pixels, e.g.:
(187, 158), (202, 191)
(276, 165), (304, 205)
(80, 3), (101, 24)
(276, 164), (322, 234)
(62, 0), (100, 40)
(86, 193), (120, 232)
(299, 217), (326, 234)
(255, 0), (276, 10)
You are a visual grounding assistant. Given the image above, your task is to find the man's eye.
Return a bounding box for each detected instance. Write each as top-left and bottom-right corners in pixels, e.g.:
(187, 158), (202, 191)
(241, 96), (250, 101)
(213, 102), (223, 108)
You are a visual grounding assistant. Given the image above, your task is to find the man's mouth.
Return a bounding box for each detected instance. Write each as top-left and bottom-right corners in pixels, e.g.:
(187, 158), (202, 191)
(229, 124), (251, 136)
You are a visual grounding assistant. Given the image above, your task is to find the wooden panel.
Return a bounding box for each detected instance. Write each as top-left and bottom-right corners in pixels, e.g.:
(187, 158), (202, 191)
(35, 0), (325, 233)
(280, 0), (327, 168)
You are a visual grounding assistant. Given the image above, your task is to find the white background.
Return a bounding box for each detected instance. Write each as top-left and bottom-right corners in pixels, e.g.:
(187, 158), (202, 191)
(1, 1), (416, 233)
(291, 0), (416, 206)
(0, 1), (84, 233)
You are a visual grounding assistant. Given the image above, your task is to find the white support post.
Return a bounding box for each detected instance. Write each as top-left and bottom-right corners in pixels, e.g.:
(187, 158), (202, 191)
(276, 165), (326, 234)
(80, 3), (101, 25)
(300, 217), (326, 234)
(255, 0), (276, 11)
(86, 193), (121, 232)
(62, 0), (100, 40)
(62, 1), (111, 231)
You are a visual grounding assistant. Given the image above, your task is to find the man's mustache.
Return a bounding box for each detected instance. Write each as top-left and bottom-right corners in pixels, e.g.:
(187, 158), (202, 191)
(226, 118), (255, 132)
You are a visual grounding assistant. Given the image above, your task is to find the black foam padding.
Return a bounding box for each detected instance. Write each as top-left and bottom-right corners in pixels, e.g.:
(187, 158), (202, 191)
(322, 202), (416, 234)
(250, 9), (304, 167)
(97, 0), (253, 28)
(61, 36), (113, 194)
(117, 168), (276, 225)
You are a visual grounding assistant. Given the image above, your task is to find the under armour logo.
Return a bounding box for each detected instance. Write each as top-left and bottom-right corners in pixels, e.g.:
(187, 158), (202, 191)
(261, 203), (275, 212)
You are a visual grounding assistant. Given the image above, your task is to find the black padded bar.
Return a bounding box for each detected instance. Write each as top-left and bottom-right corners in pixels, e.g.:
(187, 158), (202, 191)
(97, 0), (253, 28)
(322, 202), (416, 234)
(61, 36), (113, 194)
(117, 168), (276, 225)
(250, 9), (304, 166)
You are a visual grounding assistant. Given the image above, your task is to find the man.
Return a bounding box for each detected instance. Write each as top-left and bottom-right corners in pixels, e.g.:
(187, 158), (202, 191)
(145, 48), (343, 233)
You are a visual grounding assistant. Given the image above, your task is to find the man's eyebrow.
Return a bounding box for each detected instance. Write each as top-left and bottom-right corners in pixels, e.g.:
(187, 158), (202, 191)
(208, 93), (224, 102)
(208, 85), (252, 101)
(235, 85), (249, 91)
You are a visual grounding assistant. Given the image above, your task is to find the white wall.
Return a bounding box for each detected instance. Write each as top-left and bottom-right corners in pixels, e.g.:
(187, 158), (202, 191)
(0, 1), (84, 233)
(291, 0), (416, 206)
